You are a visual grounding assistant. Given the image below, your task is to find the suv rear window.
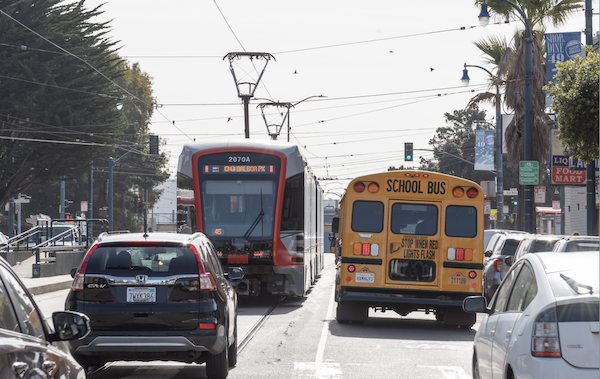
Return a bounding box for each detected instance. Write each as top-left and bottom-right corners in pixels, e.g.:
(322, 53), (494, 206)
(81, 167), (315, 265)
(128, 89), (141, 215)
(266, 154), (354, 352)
(86, 245), (198, 277)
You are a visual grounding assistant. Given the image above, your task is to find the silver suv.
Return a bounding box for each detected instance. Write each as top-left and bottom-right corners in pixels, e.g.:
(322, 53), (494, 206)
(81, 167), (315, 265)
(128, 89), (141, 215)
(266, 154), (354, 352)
(552, 236), (599, 252)
(513, 234), (564, 262)
(482, 233), (529, 302)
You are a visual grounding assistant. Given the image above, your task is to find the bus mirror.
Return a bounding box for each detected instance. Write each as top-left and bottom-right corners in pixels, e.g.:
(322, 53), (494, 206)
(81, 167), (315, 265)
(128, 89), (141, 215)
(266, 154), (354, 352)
(331, 217), (339, 234)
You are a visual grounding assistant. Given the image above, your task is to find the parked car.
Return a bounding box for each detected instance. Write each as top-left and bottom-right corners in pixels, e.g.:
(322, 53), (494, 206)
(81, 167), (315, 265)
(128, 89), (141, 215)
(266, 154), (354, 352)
(482, 232), (529, 301)
(65, 232), (243, 379)
(0, 255), (90, 379)
(512, 234), (564, 262)
(552, 235), (599, 252)
(483, 229), (509, 253)
(464, 251), (599, 379)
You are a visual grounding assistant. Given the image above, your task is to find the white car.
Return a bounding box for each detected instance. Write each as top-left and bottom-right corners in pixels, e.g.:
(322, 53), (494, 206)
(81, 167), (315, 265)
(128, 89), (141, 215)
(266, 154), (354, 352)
(464, 251), (599, 379)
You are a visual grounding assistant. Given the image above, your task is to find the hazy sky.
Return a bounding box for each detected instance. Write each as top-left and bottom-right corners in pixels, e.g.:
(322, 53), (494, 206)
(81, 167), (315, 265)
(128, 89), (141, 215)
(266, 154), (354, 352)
(83, 0), (598, 198)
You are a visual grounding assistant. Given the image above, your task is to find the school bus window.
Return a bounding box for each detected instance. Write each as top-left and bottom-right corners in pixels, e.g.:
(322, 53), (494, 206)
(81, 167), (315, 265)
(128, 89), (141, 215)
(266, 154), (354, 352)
(351, 201), (383, 233)
(389, 259), (436, 282)
(390, 203), (437, 236)
(445, 205), (477, 238)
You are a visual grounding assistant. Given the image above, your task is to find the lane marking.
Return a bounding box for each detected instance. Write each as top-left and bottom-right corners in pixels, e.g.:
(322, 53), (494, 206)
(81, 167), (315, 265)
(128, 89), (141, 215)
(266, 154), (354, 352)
(417, 365), (471, 379)
(315, 284), (335, 363)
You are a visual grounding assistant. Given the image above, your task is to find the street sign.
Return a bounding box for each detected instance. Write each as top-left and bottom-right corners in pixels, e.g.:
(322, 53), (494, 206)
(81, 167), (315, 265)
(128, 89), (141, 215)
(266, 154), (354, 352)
(552, 155), (586, 185)
(519, 161), (539, 185)
(81, 201), (88, 212)
(503, 189), (518, 196)
(534, 186), (546, 203)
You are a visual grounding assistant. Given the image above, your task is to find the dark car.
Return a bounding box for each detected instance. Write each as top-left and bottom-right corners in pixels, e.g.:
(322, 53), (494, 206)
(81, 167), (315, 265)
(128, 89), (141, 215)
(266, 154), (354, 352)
(0, 256), (90, 379)
(65, 232), (242, 379)
(482, 232), (529, 301)
(512, 234), (564, 262)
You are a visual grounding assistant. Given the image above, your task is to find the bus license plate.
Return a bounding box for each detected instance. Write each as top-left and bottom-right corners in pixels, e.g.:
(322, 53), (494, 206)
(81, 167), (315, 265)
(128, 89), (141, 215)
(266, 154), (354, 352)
(355, 273), (374, 283)
(127, 287), (156, 303)
(450, 275), (467, 285)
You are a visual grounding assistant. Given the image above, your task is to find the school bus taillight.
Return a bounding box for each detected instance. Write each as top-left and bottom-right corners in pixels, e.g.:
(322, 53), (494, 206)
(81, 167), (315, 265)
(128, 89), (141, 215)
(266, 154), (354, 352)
(368, 182), (379, 193)
(353, 242), (379, 256)
(354, 182), (365, 193)
(447, 247), (473, 261)
(466, 188), (478, 198)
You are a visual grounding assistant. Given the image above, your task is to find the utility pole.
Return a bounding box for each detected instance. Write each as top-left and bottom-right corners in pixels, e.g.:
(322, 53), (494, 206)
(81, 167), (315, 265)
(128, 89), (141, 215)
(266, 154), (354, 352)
(585, 0), (597, 235)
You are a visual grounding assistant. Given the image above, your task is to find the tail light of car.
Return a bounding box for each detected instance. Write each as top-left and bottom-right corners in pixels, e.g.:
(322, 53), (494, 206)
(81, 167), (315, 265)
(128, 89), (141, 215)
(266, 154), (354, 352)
(492, 258), (503, 272)
(531, 307), (561, 358)
(190, 244), (216, 291)
(72, 242), (99, 291)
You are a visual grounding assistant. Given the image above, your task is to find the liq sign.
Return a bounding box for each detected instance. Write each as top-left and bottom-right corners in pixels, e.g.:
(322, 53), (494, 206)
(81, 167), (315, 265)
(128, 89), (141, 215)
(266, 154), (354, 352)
(551, 155), (586, 185)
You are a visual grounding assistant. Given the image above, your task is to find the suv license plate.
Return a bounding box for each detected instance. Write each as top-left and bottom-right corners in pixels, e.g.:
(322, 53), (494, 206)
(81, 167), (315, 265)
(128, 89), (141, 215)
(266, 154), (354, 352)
(127, 287), (156, 303)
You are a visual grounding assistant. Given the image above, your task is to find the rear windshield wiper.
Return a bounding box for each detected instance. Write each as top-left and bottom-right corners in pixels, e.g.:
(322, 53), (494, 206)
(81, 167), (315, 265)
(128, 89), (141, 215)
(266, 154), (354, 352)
(560, 273), (594, 295)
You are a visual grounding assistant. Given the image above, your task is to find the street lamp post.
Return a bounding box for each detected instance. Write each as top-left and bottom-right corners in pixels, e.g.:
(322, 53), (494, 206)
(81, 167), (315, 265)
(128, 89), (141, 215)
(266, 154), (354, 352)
(108, 141), (150, 232)
(258, 95), (325, 141)
(461, 64), (504, 228)
(479, 0), (534, 233)
(224, 52), (275, 139)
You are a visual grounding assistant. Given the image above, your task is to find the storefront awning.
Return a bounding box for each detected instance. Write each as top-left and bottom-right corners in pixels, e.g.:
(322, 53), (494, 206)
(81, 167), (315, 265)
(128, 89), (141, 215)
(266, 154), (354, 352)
(535, 206), (561, 214)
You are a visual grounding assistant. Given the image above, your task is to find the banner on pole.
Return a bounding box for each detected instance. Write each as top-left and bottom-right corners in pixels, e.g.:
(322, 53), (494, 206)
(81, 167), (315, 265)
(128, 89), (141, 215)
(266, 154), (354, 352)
(475, 129), (495, 171)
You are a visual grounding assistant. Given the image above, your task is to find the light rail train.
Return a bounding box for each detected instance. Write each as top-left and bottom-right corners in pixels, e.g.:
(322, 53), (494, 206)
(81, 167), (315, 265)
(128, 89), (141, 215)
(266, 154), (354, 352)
(177, 139), (324, 297)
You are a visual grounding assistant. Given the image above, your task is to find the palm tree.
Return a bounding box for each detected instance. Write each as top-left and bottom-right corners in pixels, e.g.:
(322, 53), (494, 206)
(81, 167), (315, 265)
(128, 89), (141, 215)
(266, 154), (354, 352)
(472, 0), (584, 164)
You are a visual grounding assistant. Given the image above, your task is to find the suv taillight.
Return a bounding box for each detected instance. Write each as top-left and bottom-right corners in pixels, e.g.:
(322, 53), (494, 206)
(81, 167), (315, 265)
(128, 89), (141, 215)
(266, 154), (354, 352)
(532, 307), (561, 357)
(72, 243), (99, 291)
(492, 258), (502, 272)
(190, 244), (216, 291)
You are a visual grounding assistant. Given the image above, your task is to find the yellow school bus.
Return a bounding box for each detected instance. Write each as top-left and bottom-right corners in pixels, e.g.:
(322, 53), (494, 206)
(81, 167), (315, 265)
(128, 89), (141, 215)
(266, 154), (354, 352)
(334, 170), (484, 327)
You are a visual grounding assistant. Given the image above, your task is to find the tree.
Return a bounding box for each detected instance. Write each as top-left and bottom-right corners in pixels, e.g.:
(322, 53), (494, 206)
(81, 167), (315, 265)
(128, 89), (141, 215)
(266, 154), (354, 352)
(0, 0), (127, 206)
(23, 59), (169, 232)
(421, 107), (495, 183)
(473, 0), (583, 163)
(545, 46), (599, 164)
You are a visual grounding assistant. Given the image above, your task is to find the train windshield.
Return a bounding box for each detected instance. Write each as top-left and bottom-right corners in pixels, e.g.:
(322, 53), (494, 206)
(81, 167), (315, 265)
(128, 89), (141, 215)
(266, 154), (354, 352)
(201, 179), (277, 239)
(196, 151), (281, 242)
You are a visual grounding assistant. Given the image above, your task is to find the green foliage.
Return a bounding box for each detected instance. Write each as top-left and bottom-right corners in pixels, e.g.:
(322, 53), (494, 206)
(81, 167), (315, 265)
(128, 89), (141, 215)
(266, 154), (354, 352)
(545, 46), (599, 164)
(0, 0), (125, 205)
(0, 0), (169, 232)
(422, 107), (495, 182)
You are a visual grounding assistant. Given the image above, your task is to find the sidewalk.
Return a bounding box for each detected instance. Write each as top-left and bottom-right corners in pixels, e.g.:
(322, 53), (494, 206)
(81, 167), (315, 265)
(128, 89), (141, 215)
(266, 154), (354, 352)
(13, 255), (73, 296)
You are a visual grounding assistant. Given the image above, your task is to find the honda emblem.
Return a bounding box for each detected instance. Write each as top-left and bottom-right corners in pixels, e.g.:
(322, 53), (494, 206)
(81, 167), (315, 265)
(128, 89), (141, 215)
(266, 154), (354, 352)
(136, 275), (148, 284)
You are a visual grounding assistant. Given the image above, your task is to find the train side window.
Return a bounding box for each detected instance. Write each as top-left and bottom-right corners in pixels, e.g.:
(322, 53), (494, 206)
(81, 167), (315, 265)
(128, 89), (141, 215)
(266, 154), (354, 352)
(445, 205), (477, 238)
(281, 173), (304, 231)
(351, 201), (383, 233)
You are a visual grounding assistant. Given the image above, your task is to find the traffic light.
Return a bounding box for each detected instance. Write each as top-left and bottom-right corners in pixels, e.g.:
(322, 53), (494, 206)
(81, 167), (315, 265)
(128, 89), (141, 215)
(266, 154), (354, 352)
(149, 135), (159, 155)
(135, 196), (142, 213)
(511, 196), (518, 205)
(404, 142), (413, 162)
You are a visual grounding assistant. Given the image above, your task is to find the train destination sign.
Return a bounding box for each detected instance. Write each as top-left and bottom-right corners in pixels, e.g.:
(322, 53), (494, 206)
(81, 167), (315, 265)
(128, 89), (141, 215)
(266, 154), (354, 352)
(203, 164), (277, 174)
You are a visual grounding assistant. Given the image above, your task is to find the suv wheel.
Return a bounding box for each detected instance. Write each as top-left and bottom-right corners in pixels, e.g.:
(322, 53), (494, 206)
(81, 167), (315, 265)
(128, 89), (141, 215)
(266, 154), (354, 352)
(206, 337), (229, 379)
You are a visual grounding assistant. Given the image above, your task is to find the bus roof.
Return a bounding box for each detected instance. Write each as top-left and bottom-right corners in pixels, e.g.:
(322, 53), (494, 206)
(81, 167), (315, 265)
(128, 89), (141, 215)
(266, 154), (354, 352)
(178, 139), (305, 179)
